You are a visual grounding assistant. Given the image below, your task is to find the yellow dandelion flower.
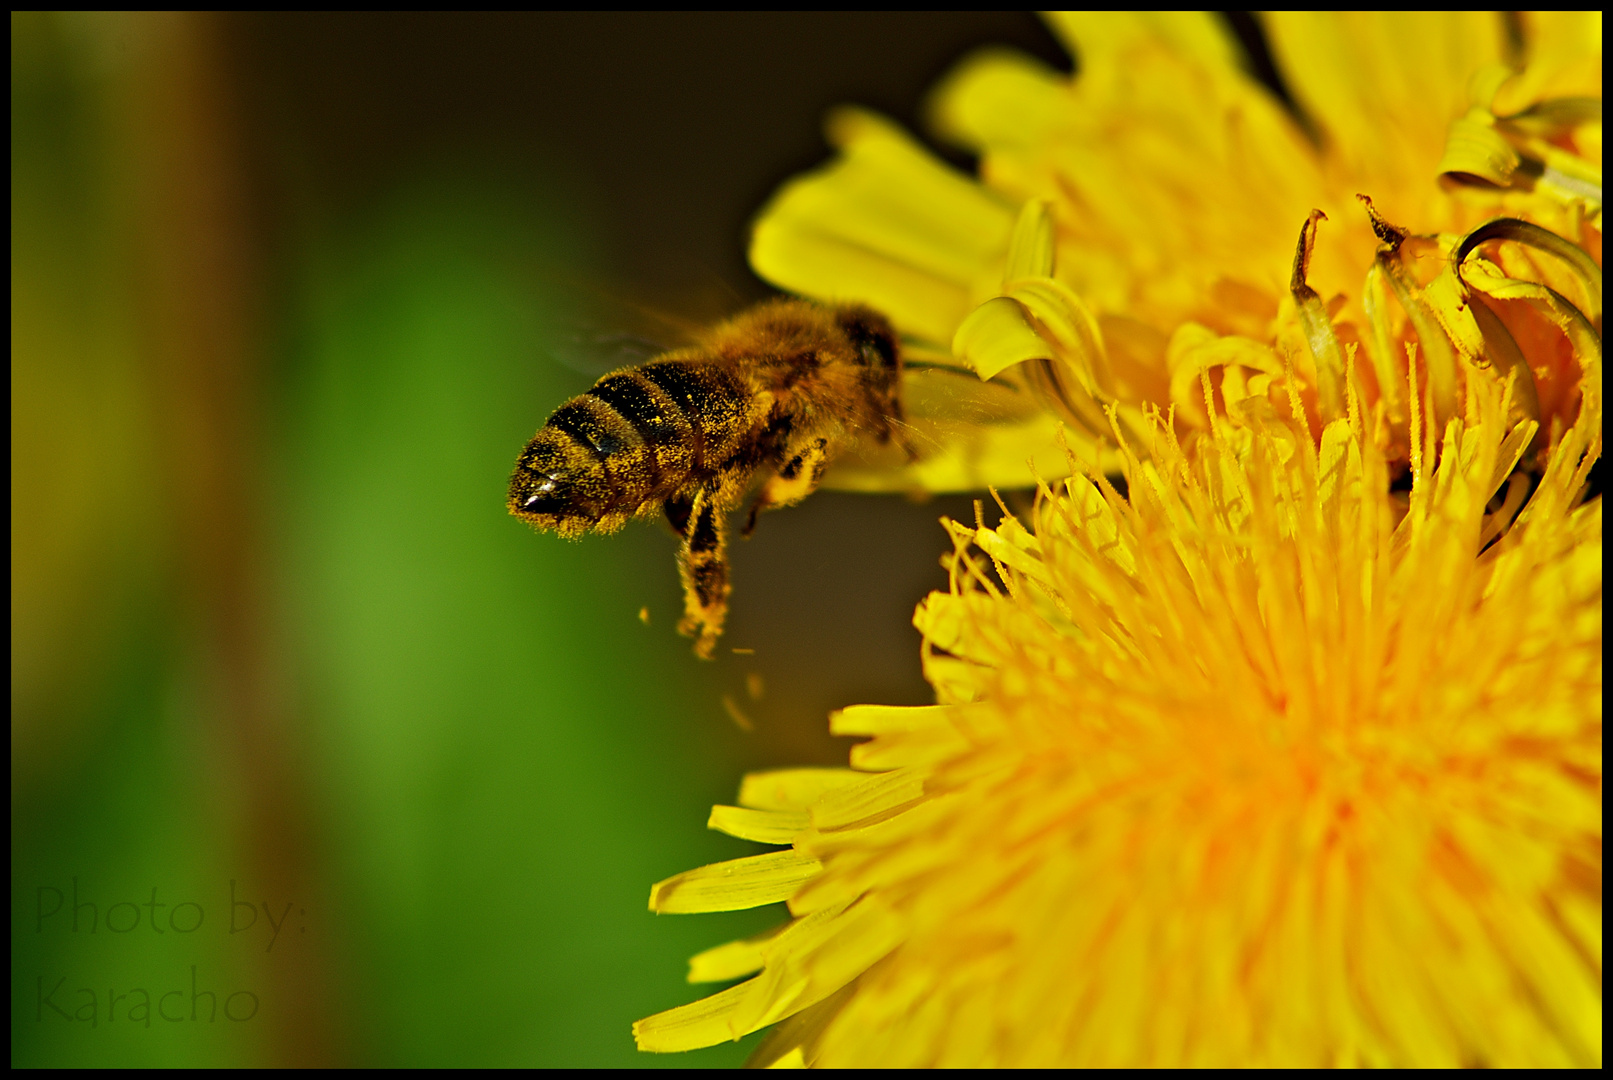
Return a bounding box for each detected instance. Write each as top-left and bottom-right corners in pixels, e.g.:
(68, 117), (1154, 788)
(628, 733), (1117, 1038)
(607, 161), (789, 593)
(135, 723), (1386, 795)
(752, 11), (1600, 491)
(632, 11), (1602, 1067)
(636, 370), (1600, 1066)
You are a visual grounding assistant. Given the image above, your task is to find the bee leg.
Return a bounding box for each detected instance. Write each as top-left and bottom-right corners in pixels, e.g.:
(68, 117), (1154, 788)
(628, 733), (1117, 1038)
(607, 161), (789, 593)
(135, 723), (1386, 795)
(741, 436), (831, 538)
(664, 491), (695, 538)
(675, 481), (732, 659)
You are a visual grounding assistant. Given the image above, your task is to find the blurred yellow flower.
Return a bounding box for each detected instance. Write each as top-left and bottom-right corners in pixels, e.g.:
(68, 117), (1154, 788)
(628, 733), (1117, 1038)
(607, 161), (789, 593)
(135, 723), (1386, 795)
(754, 11), (1600, 491)
(633, 11), (1602, 1067)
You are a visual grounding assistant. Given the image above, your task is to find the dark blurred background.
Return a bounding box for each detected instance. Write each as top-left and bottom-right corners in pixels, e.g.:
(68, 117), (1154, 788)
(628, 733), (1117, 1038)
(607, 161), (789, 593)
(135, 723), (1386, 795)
(11, 12), (1067, 1067)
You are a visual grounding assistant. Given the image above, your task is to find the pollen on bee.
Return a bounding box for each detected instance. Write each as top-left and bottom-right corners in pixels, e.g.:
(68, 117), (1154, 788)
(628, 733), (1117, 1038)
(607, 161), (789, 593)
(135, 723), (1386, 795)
(510, 298), (905, 658)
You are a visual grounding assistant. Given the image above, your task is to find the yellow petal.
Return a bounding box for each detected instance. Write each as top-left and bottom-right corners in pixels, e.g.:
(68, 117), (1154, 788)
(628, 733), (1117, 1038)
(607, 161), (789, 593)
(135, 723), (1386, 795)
(1493, 12), (1604, 113)
(707, 804), (811, 845)
(927, 47), (1067, 154)
(830, 703), (955, 737)
(821, 409), (1103, 494)
(1437, 107), (1523, 186)
(649, 849), (823, 914)
(1043, 11), (1243, 85)
(687, 925), (785, 984)
(1165, 322), (1283, 430)
(913, 592), (1006, 667)
(739, 768), (866, 811)
(1004, 197), (1056, 282)
(1266, 12), (1508, 207)
(1006, 277), (1113, 398)
(749, 107), (1013, 345)
(633, 979), (753, 1053)
(763, 1047), (807, 1068)
(848, 724), (970, 772)
(729, 898), (905, 1038)
(952, 296), (1050, 380)
(810, 768), (926, 831)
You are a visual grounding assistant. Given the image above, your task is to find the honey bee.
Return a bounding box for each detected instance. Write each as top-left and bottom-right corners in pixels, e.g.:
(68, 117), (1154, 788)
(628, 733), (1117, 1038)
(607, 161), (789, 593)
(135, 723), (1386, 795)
(507, 298), (907, 658)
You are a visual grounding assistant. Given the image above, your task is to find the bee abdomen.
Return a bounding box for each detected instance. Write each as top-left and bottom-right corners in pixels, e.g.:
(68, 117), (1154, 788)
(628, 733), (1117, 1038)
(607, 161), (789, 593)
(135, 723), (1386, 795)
(586, 371), (694, 492)
(638, 360), (755, 468)
(509, 358), (760, 537)
(511, 396), (638, 531)
(540, 360), (749, 512)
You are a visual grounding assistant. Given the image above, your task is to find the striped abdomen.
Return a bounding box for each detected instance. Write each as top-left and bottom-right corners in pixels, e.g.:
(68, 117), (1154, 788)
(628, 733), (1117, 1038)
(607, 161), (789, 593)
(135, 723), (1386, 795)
(508, 358), (758, 535)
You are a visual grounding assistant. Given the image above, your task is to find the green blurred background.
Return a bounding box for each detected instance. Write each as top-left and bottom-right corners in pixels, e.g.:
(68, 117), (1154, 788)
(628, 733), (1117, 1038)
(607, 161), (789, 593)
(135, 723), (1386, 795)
(11, 13), (1067, 1067)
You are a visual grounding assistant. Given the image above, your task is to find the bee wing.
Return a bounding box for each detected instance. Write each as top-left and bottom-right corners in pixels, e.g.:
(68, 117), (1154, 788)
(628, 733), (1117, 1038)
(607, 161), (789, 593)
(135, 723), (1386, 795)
(822, 347), (1117, 494)
(902, 360), (1041, 426)
(547, 326), (669, 379)
(539, 281), (726, 379)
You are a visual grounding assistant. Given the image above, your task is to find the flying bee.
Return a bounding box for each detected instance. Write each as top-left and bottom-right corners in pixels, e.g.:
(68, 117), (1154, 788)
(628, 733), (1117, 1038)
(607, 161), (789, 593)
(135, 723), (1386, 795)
(508, 298), (909, 658)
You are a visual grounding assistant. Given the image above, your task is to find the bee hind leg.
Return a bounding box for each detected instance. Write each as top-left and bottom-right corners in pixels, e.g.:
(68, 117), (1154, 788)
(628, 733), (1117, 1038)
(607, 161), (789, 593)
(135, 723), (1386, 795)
(675, 482), (733, 659)
(742, 436), (831, 538)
